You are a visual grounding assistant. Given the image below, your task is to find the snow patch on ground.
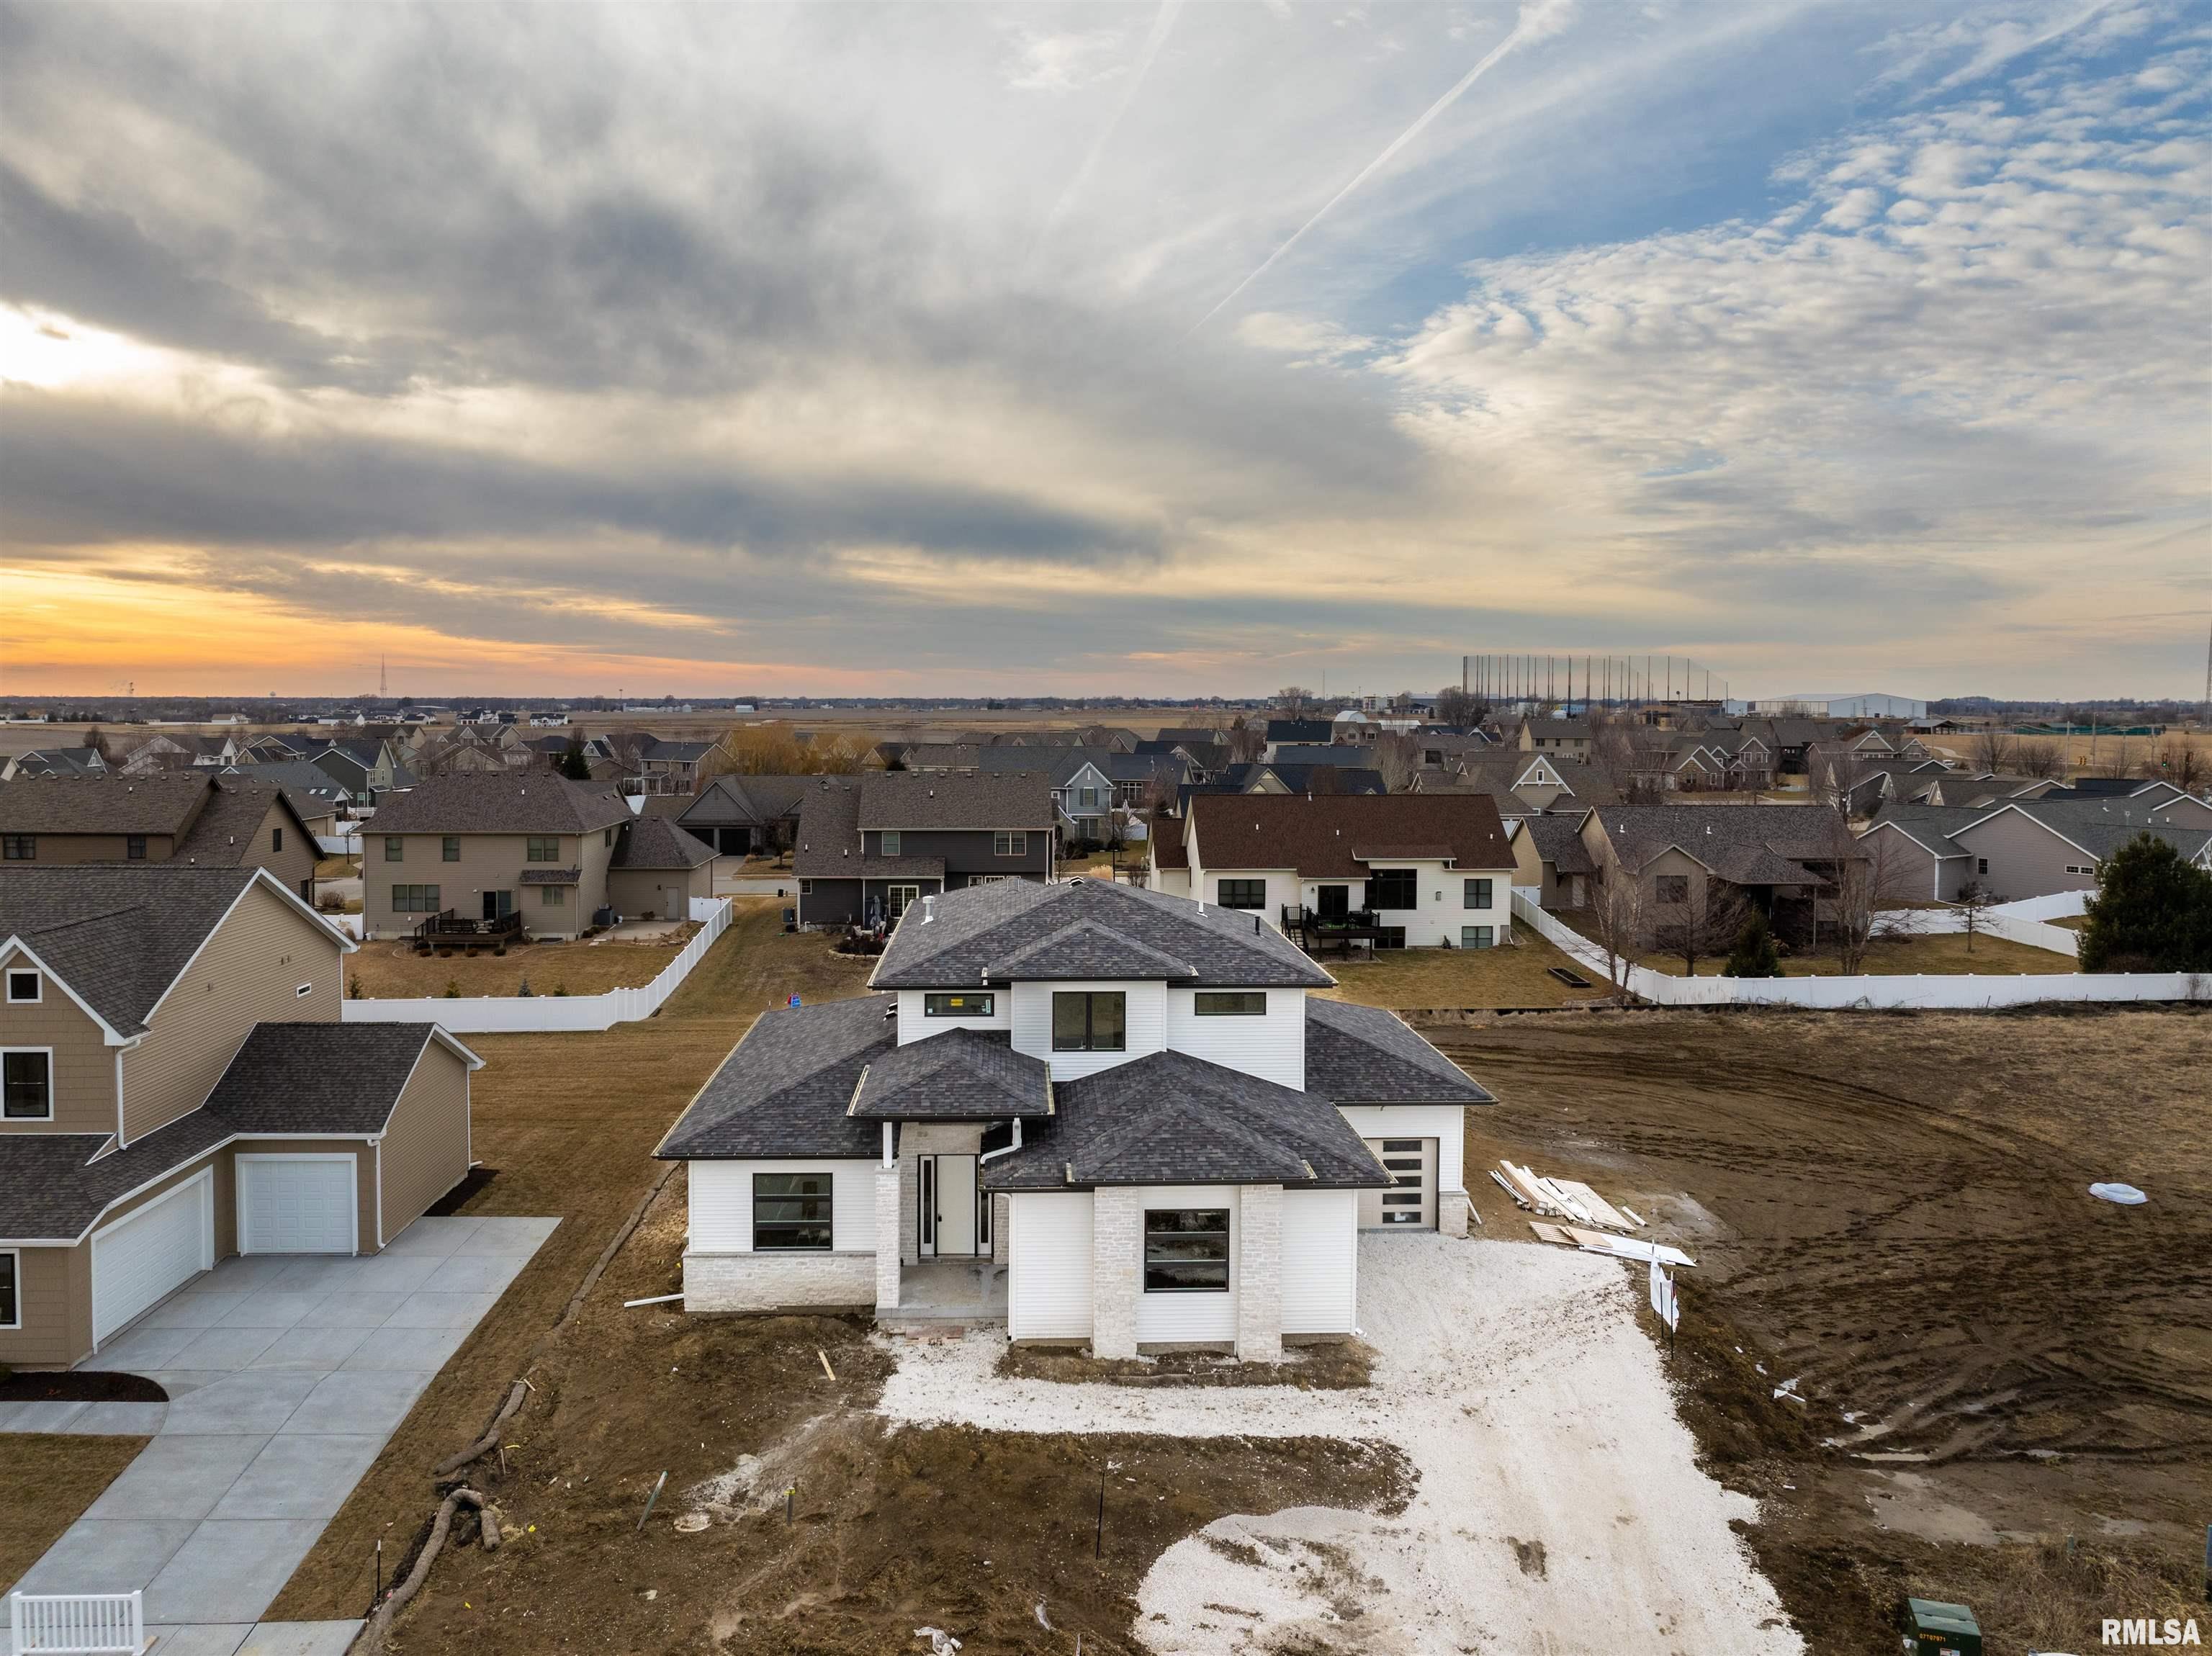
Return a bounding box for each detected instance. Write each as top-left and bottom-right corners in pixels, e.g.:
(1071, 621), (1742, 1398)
(876, 1233), (1802, 1655)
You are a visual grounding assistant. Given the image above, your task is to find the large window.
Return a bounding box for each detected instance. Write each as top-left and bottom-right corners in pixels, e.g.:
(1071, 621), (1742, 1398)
(1463, 878), (1493, 909)
(924, 992), (994, 1018)
(383, 836), (404, 863)
(391, 883), (442, 914)
(0, 1251), (16, 1328)
(1144, 1209), (1230, 1292)
(1655, 874), (1689, 904)
(1461, 926), (1495, 950)
(1216, 879), (1266, 910)
(1365, 868), (1417, 910)
(2, 836), (34, 861)
(993, 831), (1028, 857)
(1193, 991), (1265, 1016)
(753, 1173), (833, 1251)
(526, 836), (559, 863)
(881, 830), (902, 857)
(443, 837), (462, 863)
(2, 1050), (53, 1120)
(1052, 991), (1125, 1051)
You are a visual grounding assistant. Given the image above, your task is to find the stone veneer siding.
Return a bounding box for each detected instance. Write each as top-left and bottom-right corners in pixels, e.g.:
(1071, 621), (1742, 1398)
(875, 1165), (902, 1311)
(1235, 1184), (1283, 1362)
(1439, 1191), (1472, 1239)
(683, 1251), (874, 1313)
(1090, 1187), (1142, 1359)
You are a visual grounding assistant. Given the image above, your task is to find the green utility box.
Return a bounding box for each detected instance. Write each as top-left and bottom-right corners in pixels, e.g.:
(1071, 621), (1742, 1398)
(1900, 1598), (1983, 1656)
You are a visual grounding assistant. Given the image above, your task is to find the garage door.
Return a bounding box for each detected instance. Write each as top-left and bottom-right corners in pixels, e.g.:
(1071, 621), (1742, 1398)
(238, 1156), (357, 1254)
(92, 1171), (213, 1343)
(1358, 1138), (1437, 1230)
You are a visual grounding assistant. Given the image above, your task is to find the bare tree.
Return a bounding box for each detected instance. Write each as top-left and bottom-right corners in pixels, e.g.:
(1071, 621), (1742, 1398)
(1650, 879), (1748, 978)
(2013, 737), (2065, 780)
(1582, 865), (1647, 1003)
(1434, 686), (1485, 728)
(1807, 742), (1876, 816)
(1223, 719), (1265, 765)
(1816, 811), (1902, 974)
(1590, 719), (1669, 805)
(2141, 737), (2205, 793)
(1373, 732), (1421, 793)
(1966, 727), (2018, 773)
(2095, 735), (2136, 780)
(1955, 878), (1997, 954)
(1274, 685), (1316, 716)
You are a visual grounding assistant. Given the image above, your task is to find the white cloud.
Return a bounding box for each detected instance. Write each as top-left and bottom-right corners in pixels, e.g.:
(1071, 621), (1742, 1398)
(1004, 27), (1129, 94)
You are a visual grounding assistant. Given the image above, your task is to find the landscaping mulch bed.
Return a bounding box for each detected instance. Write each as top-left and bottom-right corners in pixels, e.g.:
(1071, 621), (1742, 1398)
(426, 1166), (499, 1216)
(0, 1369), (168, 1403)
(998, 1340), (1373, 1390)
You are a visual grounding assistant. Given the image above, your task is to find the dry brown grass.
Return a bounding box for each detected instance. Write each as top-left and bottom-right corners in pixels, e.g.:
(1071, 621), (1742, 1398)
(346, 924), (704, 999)
(1318, 931), (1605, 1009)
(0, 1434), (147, 1588)
(1635, 930), (2077, 978)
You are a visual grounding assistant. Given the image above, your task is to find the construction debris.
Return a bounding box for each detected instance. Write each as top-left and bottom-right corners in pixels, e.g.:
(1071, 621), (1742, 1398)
(1494, 1161), (1645, 1233)
(1529, 1220), (1695, 1269)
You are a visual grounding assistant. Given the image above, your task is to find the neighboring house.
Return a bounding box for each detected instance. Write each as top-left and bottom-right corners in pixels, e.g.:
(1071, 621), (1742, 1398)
(1, 748), (109, 782)
(219, 759), (354, 837)
(1152, 793), (1515, 950)
(971, 746), (1182, 843)
(1261, 719), (1334, 756)
(636, 737), (721, 796)
(361, 773), (637, 941)
(0, 775), (320, 903)
(305, 737), (417, 801)
(1943, 798), (2209, 901)
(607, 816), (719, 920)
(1518, 720), (1595, 760)
(1581, 804), (1856, 940)
(793, 773), (1057, 928)
(1509, 814), (1597, 910)
(2041, 778), (2212, 828)
(1434, 752), (1612, 814)
(1853, 806), (1985, 901)
(675, 774), (818, 855)
(652, 878), (1493, 1356)
(0, 865), (478, 1369)
(897, 743), (985, 773)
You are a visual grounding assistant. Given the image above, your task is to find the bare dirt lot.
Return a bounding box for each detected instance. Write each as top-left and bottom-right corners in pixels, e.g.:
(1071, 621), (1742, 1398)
(346, 924), (703, 999)
(1424, 1007), (2212, 1655)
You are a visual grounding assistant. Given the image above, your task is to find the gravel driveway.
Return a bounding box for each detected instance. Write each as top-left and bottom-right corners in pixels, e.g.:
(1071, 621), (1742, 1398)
(876, 1233), (1802, 1655)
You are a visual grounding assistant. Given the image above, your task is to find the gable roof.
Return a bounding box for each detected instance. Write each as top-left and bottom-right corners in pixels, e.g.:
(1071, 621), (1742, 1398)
(0, 866), (350, 1040)
(1954, 797), (2212, 863)
(678, 773), (818, 828)
(978, 1048), (1386, 1191)
(856, 771), (1056, 831)
(0, 772), (214, 836)
(1510, 811), (1597, 874)
(1305, 999), (1494, 1103)
(364, 772), (634, 835)
(1189, 792), (1511, 879)
(611, 814), (719, 870)
(848, 1030), (1052, 1120)
(171, 780), (319, 865)
(655, 994), (892, 1159)
(204, 1022), (480, 1134)
(870, 877), (1332, 989)
(1593, 804), (1853, 885)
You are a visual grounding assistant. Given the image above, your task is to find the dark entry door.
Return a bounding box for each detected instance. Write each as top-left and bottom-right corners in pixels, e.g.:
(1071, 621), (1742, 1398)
(482, 890), (515, 920)
(1316, 885), (1350, 921)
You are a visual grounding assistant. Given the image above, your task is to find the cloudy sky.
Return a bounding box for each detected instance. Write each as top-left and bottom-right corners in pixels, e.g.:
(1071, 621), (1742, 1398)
(1, 1), (2206, 701)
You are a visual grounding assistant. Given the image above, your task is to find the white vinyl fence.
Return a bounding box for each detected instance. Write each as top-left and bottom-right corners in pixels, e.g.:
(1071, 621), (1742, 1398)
(9, 1590), (142, 1655)
(341, 896), (734, 1032)
(1867, 893), (2082, 958)
(1511, 891), (2202, 1010)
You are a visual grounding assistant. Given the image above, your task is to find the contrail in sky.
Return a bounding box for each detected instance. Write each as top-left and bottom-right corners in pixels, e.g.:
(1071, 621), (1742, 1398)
(1191, 0), (1573, 333)
(1028, 0), (1181, 266)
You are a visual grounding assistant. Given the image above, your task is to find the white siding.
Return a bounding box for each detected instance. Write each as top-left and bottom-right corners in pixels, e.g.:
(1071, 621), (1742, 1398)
(1007, 1192), (1093, 1340)
(1336, 1104), (1466, 1211)
(1280, 1189), (1358, 1334)
(1132, 1184), (1238, 1344)
(1148, 865), (1192, 899)
(1165, 986), (1305, 1089)
(687, 1161), (875, 1254)
(1195, 869), (1300, 930)
(895, 988), (1012, 1045)
(1321, 861), (1514, 948)
(1010, 979), (1167, 1079)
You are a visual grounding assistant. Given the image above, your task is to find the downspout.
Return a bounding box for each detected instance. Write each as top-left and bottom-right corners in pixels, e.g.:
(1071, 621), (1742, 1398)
(881, 1121), (894, 1169)
(115, 1048), (127, 1149)
(979, 1117), (1024, 1163)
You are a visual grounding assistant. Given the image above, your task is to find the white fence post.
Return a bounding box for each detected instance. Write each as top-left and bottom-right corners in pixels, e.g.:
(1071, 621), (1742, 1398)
(9, 1589), (143, 1655)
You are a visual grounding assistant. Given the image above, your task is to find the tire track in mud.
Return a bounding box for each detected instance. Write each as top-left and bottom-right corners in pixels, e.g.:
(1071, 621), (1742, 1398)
(1421, 1016), (2212, 1464)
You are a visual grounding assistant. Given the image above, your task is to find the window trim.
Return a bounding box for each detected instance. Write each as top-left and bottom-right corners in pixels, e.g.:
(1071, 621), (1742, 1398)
(443, 836), (462, 863)
(993, 830), (1028, 858)
(1215, 878), (1267, 911)
(383, 836), (404, 863)
(752, 1171), (835, 1252)
(881, 829), (902, 857)
(1143, 1207), (1231, 1293)
(0, 1248), (17, 1331)
(1, 1047), (55, 1122)
(390, 883), (443, 914)
(5, 969), (40, 1005)
(271, 827), (283, 853)
(1654, 874), (1690, 905)
(1192, 991), (1266, 1016)
(1365, 868), (1418, 911)
(525, 836), (560, 863)
(295, 981), (314, 998)
(1460, 925), (1495, 950)
(125, 834), (148, 861)
(923, 992), (995, 1019)
(1051, 990), (1127, 1052)
(1462, 877), (1493, 910)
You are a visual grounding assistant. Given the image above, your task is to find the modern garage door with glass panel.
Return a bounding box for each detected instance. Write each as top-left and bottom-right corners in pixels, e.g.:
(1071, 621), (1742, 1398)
(1359, 1138), (1437, 1228)
(91, 1171), (214, 1343)
(238, 1155), (358, 1254)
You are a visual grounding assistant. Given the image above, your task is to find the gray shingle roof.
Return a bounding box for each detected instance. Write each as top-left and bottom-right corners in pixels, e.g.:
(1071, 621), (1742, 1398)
(518, 867), (581, 884)
(0, 865), (283, 1037)
(1964, 798), (2212, 863)
(174, 781), (317, 867)
(848, 1030), (1051, 1120)
(990, 919), (1200, 981)
(655, 994), (894, 1159)
(365, 773), (634, 835)
(857, 772), (1056, 831)
(1595, 804), (1853, 886)
(1305, 999), (1493, 1104)
(871, 878), (1331, 990)
(0, 1117), (232, 1241)
(204, 1022), (468, 1134)
(978, 1049), (1388, 1191)
(678, 774), (816, 829)
(612, 816), (718, 870)
(0, 773), (212, 835)
(1511, 813), (1596, 876)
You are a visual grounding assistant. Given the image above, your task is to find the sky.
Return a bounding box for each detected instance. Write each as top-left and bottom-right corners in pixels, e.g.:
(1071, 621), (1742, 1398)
(1, 0), (2206, 703)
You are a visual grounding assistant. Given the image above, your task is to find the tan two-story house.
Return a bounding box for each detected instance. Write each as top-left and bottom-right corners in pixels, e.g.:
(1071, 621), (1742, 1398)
(1, 865), (479, 1368)
(361, 773), (637, 941)
(0, 773), (321, 903)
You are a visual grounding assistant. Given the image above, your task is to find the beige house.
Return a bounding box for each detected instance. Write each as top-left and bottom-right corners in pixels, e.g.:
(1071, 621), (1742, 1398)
(0, 865), (478, 1368)
(361, 773), (635, 941)
(1581, 804), (1855, 944)
(0, 773), (320, 903)
(606, 815), (719, 921)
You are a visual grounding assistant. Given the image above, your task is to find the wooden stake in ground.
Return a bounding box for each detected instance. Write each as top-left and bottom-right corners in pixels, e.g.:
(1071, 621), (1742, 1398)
(637, 1470), (667, 1534)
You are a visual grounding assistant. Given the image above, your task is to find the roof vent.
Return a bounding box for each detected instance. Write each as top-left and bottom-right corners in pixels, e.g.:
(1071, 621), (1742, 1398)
(922, 894), (936, 923)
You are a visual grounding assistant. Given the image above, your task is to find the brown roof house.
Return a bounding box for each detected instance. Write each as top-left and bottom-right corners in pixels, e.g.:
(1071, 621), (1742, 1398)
(0, 865), (479, 1368)
(1578, 803), (1858, 945)
(1155, 793), (1516, 950)
(361, 773), (637, 942)
(793, 772), (1056, 929)
(0, 773), (320, 904)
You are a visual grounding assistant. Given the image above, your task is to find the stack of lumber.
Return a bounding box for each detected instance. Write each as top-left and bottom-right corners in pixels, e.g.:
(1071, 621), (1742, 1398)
(1527, 1220), (1695, 1269)
(1491, 1159), (1695, 1269)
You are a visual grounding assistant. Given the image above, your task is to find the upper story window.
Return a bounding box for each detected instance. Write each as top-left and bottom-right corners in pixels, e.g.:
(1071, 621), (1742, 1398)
(881, 830), (902, 857)
(443, 837), (461, 863)
(384, 836), (404, 863)
(1365, 868), (1417, 910)
(1, 836), (33, 861)
(126, 835), (147, 860)
(1193, 991), (1264, 1016)
(1052, 991), (1125, 1052)
(924, 992), (994, 1018)
(993, 831), (1028, 858)
(526, 836), (559, 862)
(1655, 874), (1689, 904)
(2, 1050), (53, 1120)
(1463, 878), (1493, 909)
(0, 1251), (16, 1329)
(271, 827), (283, 853)
(1216, 879), (1266, 910)
(6, 970), (40, 1004)
(1079, 787), (1099, 808)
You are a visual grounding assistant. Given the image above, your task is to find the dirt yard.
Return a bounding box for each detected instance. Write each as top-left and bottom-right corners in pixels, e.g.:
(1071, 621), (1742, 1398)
(1422, 1007), (2212, 1655)
(346, 923), (703, 999)
(0, 1434), (148, 1590)
(1635, 930), (2077, 978)
(1319, 932), (1604, 1009)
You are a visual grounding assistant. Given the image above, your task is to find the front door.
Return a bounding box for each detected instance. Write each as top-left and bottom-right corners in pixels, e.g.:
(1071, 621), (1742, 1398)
(482, 889), (515, 920)
(1316, 884), (1350, 921)
(918, 1154), (979, 1256)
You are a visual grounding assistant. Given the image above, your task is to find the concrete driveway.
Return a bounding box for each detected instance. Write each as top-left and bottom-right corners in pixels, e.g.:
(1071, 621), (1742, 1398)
(5, 1215), (555, 1651)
